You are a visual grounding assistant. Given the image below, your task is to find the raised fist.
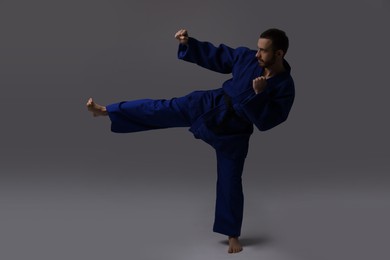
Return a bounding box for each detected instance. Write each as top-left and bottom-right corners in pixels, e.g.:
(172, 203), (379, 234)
(252, 76), (268, 94)
(175, 29), (189, 45)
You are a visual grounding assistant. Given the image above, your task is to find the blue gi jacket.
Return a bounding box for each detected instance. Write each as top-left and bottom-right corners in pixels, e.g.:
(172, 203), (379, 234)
(176, 37), (295, 159)
(178, 37), (295, 132)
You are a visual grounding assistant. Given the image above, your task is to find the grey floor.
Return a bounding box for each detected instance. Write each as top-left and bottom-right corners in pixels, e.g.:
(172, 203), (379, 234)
(1, 161), (389, 260)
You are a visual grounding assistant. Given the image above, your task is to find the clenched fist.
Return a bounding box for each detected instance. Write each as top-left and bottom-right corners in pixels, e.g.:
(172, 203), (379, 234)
(175, 29), (189, 45)
(253, 76), (268, 94)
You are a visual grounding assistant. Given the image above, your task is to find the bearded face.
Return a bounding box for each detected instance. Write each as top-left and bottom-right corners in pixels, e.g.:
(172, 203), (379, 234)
(255, 38), (278, 68)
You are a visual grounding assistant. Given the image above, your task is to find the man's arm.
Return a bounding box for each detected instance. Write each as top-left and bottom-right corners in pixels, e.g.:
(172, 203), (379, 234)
(174, 29), (236, 74)
(241, 79), (295, 131)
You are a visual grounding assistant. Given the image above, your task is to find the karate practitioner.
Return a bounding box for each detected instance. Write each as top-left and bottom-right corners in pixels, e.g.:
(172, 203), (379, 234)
(86, 28), (295, 253)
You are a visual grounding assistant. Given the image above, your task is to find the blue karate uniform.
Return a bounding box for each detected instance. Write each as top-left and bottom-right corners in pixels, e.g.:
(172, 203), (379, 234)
(106, 37), (295, 237)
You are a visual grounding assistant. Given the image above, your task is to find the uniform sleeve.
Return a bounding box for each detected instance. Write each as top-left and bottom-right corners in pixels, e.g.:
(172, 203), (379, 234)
(241, 80), (295, 131)
(177, 37), (237, 74)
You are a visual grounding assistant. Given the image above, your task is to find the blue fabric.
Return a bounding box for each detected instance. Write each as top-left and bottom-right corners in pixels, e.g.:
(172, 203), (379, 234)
(213, 152), (246, 237)
(105, 37), (295, 237)
(106, 98), (190, 133)
(175, 88), (253, 160)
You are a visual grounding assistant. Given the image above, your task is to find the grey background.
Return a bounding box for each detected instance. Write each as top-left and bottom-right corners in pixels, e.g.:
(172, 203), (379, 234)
(1, 0), (389, 259)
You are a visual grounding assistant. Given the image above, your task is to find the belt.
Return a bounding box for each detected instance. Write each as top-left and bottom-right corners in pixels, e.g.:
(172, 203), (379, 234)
(210, 93), (251, 134)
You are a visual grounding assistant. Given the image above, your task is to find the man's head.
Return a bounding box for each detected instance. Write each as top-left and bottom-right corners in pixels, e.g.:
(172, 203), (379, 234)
(256, 28), (289, 68)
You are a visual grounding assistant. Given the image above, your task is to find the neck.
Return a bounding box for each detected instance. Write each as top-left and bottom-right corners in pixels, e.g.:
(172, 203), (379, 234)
(263, 60), (285, 78)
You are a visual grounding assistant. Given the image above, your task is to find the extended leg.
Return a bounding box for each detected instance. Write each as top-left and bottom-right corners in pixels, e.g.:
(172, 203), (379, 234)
(86, 89), (226, 132)
(213, 151), (246, 253)
(87, 97), (191, 133)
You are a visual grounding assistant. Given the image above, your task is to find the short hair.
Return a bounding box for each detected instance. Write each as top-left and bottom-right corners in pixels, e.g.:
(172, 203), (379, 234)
(260, 28), (289, 56)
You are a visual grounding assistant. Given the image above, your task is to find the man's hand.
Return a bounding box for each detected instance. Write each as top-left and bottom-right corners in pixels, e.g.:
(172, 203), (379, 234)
(252, 76), (268, 94)
(175, 29), (189, 45)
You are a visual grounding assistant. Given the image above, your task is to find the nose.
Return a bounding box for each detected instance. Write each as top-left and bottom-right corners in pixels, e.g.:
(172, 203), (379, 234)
(255, 50), (261, 59)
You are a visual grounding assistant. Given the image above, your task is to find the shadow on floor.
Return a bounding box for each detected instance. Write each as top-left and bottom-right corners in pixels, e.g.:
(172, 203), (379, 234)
(219, 234), (272, 247)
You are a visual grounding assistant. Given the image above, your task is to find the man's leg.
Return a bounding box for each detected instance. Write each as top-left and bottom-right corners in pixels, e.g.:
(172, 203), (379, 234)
(86, 97), (191, 132)
(213, 151), (246, 253)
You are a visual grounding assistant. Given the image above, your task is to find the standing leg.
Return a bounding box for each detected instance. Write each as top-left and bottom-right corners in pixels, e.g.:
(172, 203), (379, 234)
(213, 151), (246, 253)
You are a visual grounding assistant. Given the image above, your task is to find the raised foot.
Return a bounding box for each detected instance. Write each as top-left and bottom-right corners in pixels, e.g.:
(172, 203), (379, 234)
(86, 98), (108, 117)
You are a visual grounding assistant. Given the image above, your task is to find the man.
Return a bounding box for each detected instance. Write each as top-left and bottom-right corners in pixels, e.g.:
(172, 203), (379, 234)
(86, 28), (295, 253)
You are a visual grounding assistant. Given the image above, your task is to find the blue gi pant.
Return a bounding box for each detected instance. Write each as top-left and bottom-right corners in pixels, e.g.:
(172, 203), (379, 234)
(106, 88), (253, 237)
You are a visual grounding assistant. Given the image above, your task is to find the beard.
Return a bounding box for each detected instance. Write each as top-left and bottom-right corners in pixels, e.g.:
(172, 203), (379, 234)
(259, 53), (277, 68)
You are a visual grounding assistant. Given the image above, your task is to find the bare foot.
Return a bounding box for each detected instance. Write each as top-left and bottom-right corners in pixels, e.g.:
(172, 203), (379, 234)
(86, 98), (108, 117)
(228, 237), (243, 254)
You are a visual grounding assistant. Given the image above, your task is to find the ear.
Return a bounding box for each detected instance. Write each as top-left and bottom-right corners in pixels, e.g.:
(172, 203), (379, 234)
(276, 49), (284, 57)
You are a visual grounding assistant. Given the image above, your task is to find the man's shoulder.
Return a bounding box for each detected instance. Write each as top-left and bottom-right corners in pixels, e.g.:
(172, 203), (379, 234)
(235, 46), (256, 55)
(232, 46), (256, 64)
